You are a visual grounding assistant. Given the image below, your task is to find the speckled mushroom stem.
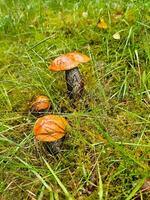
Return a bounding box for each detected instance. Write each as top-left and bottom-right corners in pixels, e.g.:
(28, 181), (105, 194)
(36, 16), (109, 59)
(65, 67), (84, 100)
(44, 137), (65, 154)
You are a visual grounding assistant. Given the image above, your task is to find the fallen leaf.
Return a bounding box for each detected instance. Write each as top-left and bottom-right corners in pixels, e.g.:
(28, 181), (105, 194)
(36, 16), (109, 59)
(97, 19), (108, 29)
(113, 32), (120, 40)
(82, 11), (88, 18)
(96, 134), (107, 144)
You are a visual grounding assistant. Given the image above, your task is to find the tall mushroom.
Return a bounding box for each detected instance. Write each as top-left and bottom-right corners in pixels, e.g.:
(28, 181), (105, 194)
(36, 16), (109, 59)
(33, 115), (69, 154)
(48, 52), (90, 100)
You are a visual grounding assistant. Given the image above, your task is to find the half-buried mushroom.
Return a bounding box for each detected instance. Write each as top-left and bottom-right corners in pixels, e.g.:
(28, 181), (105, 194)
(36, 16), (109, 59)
(33, 115), (69, 154)
(30, 95), (51, 116)
(49, 52), (90, 100)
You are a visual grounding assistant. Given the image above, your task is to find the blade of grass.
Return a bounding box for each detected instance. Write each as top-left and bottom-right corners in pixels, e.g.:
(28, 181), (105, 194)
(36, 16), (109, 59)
(93, 122), (149, 171)
(115, 142), (150, 148)
(125, 178), (146, 200)
(97, 163), (103, 200)
(0, 135), (17, 145)
(26, 52), (56, 110)
(1, 133), (33, 168)
(38, 185), (45, 200)
(0, 85), (12, 111)
(27, 34), (56, 51)
(43, 157), (74, 200)
(16, 157), (53, 197)
(53, 192), (59, 200)
(121, 27), (133, 58)
(116, 106), (150, 124)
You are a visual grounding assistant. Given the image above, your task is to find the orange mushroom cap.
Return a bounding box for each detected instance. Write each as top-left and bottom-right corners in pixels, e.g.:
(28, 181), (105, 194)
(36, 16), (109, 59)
(31, 95), (51, 112)
(48, 52), (90, 71)
(33, 115), (69, 142)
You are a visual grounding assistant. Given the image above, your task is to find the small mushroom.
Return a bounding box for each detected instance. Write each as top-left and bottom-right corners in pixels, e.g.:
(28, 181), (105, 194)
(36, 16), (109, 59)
(49, 52), (90, 100)
(30, 95), (51, 116)
(33, 115), (69, 154)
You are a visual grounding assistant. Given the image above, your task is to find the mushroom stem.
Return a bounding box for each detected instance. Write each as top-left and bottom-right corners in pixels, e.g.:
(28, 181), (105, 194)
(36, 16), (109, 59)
(65, 67), (84, 100)
(44, 138), (64, 154)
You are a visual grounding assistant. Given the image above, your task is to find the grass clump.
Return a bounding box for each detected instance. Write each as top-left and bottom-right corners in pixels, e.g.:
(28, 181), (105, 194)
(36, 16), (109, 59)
(0, 0), (150, 199)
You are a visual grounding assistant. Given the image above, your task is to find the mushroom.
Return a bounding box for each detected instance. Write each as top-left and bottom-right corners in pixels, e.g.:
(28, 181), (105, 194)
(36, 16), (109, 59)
(30, 95), (51, 116)
(48, 52), (90, 100)
(33, 115), (69, 154)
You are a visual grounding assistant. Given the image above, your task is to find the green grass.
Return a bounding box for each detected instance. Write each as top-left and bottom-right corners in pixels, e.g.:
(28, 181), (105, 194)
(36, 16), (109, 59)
(0, 0), (150, 199)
